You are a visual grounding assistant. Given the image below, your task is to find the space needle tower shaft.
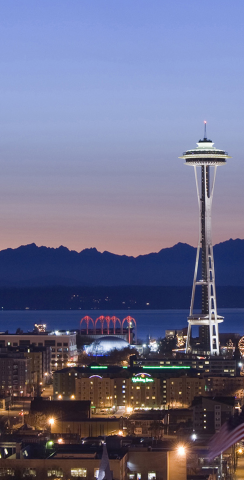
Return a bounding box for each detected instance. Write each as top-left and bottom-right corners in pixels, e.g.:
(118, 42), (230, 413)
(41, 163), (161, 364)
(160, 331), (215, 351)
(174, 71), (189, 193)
(179, 123), (231, 355)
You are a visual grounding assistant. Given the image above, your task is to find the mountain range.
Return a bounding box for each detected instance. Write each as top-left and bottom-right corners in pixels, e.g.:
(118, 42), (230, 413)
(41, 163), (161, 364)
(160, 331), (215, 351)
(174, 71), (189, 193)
(0, 238), (243, 287)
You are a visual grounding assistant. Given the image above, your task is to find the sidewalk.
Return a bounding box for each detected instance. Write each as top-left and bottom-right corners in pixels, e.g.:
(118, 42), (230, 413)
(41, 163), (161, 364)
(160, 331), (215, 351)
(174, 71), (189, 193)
(235, 456), (244, 479)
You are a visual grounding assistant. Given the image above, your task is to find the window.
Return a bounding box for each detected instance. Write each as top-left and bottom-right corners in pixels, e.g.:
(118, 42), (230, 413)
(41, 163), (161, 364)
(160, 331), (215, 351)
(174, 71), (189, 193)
(0, 469), (15, 477)
(94, 469), (99, 478)
(137, 475), (141, 480)
(47, 469), (63, 477)
(148, 473), (156, 480)
(128, 475), (135, 479)
(71, 469), (87, 477)
(23, 468), (36, 477)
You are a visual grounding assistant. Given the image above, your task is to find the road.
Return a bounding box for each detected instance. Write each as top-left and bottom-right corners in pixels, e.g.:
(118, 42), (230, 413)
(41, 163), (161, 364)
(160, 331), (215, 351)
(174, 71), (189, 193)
(235, 456), (244, 479)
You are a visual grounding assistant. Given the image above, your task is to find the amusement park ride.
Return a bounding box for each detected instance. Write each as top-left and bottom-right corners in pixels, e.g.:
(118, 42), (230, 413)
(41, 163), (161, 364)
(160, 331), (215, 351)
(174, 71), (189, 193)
(79, 315), (136, 344)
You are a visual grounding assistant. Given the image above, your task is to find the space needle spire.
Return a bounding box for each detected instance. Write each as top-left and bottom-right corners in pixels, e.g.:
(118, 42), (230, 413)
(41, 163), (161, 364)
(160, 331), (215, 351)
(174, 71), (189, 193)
(179, 124), (231, 355)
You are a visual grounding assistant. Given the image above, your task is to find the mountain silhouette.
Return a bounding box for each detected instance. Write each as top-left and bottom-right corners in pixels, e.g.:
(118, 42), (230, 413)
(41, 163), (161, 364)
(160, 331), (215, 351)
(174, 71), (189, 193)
(0, 238), (243, 287)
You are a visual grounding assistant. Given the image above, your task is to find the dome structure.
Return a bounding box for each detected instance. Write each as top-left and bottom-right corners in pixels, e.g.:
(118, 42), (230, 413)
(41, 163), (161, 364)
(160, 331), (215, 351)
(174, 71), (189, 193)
(85, 336), (130, 355)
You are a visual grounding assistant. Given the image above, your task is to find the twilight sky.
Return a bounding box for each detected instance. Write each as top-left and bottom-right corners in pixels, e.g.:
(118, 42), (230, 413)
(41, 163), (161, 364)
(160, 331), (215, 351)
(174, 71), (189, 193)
(0, 1), (243, 256)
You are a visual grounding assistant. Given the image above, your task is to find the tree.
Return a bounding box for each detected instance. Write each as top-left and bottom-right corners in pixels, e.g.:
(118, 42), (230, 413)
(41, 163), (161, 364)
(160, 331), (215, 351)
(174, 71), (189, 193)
(148, 420), (164, 439)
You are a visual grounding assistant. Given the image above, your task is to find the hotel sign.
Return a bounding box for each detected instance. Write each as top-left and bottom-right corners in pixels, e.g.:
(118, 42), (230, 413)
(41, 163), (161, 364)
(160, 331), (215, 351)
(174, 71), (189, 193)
(132, 376), (154, 384)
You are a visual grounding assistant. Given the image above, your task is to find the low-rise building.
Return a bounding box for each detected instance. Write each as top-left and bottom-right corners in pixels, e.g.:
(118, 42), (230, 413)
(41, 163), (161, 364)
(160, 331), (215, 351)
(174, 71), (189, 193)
(128, 411), (166, 437)
(0, 331), (77, 370)
(192, 396), (235, 434)
(0, 440), (187, 480)
(132, 355), (237, 376)
(204, 375), (244, 397)
(27, 398), (91, 429)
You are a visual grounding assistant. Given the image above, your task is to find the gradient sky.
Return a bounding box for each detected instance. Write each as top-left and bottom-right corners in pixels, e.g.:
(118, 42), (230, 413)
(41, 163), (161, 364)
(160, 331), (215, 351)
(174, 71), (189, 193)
(0, 1), (244, 256)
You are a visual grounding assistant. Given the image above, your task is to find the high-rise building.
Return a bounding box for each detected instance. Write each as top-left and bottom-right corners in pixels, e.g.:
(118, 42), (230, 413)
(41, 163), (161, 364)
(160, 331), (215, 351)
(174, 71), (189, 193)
(180, 124), (231, 354)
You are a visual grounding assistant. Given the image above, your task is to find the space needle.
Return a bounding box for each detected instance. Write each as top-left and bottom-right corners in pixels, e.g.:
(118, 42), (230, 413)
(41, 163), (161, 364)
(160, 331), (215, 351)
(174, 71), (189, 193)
(179, 123), (231, 355)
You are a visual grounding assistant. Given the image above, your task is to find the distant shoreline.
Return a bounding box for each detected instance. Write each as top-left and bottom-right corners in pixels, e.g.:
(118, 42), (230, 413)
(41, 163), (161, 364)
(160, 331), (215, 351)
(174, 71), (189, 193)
(0, 285), (244, 310)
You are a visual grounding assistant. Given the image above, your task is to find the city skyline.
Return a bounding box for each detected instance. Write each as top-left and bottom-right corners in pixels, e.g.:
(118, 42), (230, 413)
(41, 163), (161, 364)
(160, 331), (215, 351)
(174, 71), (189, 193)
(0, 1), (244, 255)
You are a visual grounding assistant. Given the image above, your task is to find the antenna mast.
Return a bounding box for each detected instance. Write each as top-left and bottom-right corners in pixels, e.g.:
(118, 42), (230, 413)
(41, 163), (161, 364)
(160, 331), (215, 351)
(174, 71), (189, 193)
(204, 120), (207, 140)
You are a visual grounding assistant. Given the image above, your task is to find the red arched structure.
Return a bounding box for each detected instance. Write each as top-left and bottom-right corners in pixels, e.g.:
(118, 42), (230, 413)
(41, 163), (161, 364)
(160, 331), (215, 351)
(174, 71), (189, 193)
(110, 316), (121, 334)
(105, 316), (111, 334)
(122, 316), (136, 344)
(95, 316), (106, 334)
(80, 316), (94, 334)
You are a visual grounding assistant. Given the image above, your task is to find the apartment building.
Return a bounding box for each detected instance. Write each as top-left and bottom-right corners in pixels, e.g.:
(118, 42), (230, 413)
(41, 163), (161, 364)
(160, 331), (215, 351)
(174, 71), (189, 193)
(0, 354), (30, 396)
(0, 331), (77, 370)
(165, 376), (205, 407)
(192, 396), (235, 434)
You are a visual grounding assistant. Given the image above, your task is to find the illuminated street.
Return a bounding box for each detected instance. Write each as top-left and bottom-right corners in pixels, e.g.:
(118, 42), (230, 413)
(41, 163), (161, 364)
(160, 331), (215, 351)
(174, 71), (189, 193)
(235, 457), (244, 479)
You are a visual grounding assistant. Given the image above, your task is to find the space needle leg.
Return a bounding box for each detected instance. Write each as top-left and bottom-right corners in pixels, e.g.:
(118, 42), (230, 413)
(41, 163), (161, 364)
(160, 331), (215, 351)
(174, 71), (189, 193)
(186, 166), (201, 352)
(205, 165), (219, 355)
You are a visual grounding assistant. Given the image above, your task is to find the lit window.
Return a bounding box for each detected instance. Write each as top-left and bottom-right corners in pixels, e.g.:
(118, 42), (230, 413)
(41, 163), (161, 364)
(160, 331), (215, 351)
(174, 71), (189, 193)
(137, 475), (141, 480)
(23, 468), (36, 477)
(148, 473), (156, 480)
(71, 469), (87, 477)
(0, 469), (15, 477)
(94, 469), (99, 479)
(47, 470), (63, 478)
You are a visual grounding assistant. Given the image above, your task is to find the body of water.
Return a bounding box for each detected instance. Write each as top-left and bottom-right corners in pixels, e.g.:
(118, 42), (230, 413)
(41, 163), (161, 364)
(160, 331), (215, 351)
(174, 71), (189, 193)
(0, 309), (243, 340)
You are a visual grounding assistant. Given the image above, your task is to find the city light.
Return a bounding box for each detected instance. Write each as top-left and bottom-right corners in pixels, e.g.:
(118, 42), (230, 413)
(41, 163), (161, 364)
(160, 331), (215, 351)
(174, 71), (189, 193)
(177, 445), (186, 456)
(58, 438), (64, 444)
(48, 418), (54, 426)
(142, 366), (190, 370)
(126, 406), (133, 414)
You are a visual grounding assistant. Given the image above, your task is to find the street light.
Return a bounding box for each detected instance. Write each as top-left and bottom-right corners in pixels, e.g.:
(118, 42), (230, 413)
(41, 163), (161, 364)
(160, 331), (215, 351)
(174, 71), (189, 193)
(177, 445), (186, 456)
(48, 417), (54, 426)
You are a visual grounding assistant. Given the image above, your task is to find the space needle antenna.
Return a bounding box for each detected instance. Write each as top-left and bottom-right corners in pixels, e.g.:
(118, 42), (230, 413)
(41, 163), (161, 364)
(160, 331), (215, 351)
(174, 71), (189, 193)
(204, 120), (207, 140)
